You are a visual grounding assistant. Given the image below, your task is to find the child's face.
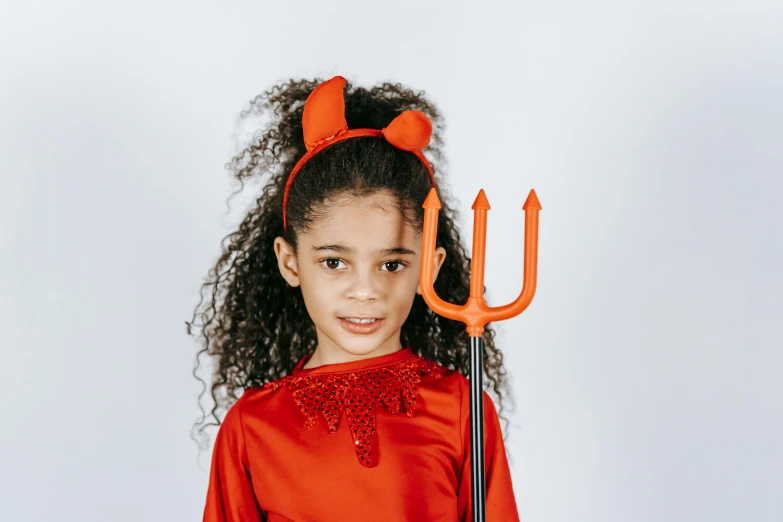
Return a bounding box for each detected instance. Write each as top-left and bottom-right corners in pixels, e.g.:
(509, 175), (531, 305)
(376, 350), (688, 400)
(273, 190), (447, 363)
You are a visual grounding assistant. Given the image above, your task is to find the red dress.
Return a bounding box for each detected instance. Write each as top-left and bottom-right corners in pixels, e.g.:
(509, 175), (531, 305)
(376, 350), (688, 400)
(202, 347), (519, 521)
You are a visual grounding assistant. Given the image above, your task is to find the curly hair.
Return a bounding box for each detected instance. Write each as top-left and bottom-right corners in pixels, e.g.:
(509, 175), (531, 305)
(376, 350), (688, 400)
(187, 76), (515, 457)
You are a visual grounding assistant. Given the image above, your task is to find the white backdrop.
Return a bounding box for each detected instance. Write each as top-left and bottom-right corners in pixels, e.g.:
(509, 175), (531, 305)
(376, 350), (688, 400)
(2, 1), (781, 520)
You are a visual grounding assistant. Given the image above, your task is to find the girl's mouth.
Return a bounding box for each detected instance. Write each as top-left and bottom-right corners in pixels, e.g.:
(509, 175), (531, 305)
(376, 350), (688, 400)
(339, 317), (384, 334)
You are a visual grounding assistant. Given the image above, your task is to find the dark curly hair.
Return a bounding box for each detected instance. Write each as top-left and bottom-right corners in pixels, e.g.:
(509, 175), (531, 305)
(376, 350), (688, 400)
(187, 76), (515, 458)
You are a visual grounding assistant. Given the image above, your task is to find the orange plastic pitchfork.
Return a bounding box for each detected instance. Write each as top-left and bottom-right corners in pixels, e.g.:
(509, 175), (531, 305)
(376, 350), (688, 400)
(419, 187), (541, 522)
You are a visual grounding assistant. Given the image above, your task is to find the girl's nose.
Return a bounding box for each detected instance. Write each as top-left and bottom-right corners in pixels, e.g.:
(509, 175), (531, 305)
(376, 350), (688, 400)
(345, 267), (381, 302)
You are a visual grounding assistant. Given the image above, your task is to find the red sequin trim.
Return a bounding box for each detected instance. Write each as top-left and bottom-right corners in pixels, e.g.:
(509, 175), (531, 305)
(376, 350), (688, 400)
(262, 355), (447, 467)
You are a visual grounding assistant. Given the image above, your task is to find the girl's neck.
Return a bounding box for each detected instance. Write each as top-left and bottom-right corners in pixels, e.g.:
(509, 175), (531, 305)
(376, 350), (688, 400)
(302, 342), (404, 370)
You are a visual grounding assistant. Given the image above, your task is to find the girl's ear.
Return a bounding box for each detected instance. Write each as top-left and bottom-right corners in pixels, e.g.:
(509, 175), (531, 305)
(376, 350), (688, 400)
(273, 237), (301, 287)
(416, 246), (447, 295)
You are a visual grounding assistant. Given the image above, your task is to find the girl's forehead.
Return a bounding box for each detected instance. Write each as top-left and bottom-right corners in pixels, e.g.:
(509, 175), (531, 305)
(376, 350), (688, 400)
(302, 199), (420, 250)
(307, 215), (417, 242)
(312, 193), (410, 227)
(324, 190), (398, 212)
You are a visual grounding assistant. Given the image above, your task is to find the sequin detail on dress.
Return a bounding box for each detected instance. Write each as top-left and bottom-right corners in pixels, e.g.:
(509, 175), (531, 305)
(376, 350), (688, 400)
(262, 355), (447, 467)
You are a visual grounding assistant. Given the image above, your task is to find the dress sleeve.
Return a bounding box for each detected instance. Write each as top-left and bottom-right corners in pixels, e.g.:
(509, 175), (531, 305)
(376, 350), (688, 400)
(202, 391), (265, 522)
(456, 385), (520, 522)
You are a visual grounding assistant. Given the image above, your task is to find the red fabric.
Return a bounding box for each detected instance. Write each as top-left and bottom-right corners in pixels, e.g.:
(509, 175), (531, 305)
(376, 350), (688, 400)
(202, 347), (519, 521)
(381, 109), (432, 151)
(301, 76), (349, 152)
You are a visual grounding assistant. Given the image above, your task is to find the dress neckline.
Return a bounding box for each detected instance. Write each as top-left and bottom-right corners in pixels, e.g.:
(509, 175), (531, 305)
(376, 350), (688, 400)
(292, 346), (414, 376)
(267, 345), (446, 468)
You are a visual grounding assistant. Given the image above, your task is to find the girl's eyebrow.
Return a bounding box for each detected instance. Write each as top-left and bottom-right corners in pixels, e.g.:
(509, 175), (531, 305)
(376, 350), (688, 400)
(312, 244), (416, 256)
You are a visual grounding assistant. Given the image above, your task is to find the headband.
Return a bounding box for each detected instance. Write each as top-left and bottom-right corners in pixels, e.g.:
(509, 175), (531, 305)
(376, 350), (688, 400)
(282, 75), (437, 231)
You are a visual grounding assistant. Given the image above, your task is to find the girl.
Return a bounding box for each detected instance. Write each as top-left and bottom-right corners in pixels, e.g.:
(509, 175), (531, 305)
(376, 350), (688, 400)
(190, 75), (519, 521)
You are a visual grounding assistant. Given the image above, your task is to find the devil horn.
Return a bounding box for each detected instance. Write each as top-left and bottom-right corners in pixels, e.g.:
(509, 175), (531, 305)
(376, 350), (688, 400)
(382, 110), (432, 151)
(302, 76), (349, 152)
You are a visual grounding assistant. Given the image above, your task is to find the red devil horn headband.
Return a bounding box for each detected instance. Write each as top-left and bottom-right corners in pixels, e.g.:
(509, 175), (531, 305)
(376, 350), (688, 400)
(282, 75), (437, 231)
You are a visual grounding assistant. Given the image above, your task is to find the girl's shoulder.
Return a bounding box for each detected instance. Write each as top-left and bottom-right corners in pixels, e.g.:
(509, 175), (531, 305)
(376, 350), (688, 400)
(419, 361), (468, 392)
(415, 362), (500, 415)
(220, 380), (290, 428)
(238, 377), (290, 408)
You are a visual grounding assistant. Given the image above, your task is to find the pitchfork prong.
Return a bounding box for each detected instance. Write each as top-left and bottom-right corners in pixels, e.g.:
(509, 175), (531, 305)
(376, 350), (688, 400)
(420, 187), (542, 337)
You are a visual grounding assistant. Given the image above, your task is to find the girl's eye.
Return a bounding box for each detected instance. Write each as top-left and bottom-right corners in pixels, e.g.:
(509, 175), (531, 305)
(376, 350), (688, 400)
(381, 261), (406, 273)
(321, 258), (346, 270)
